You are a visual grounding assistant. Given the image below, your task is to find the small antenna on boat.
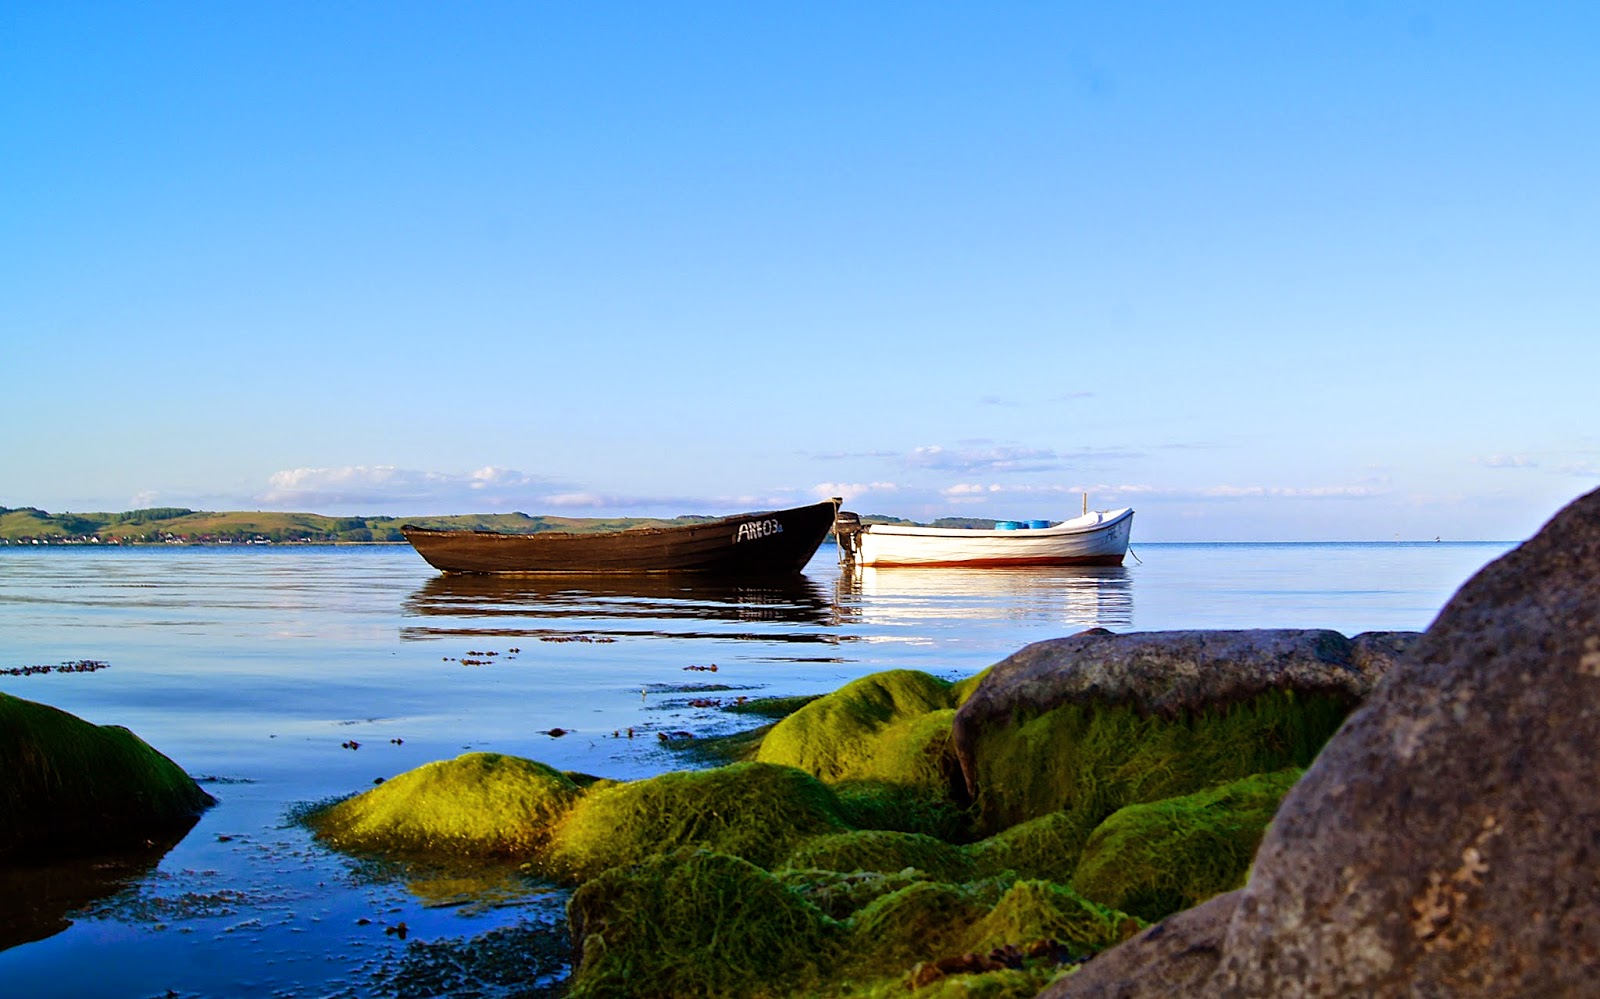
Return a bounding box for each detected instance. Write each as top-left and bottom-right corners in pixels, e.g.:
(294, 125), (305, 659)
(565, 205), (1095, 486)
(1083, 492), (1088, 516)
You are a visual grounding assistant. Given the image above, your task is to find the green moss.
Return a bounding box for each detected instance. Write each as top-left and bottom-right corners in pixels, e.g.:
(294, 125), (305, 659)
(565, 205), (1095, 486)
(961, 879), (1135, 956)
(550, 762), (849, 881)
(785, 829), (976, 883)
(967, 689), (1349, 837)
(306, 752), (581, 859)
(964, 809), (1088, 884)
(662, 722), (775, 766)
(0, 692), (215, 861)
(567, 848), (844, 999)
(755, 670), (955, 782)
(1071, 768), (1302, 921)
(725, 694), (823, 719)
(901, 969), (1049, 999)
(774, 868), (940, 920)
(754, 672), (969, 841)
(847, 880), (993, 973)
(949, 667), (992, 707)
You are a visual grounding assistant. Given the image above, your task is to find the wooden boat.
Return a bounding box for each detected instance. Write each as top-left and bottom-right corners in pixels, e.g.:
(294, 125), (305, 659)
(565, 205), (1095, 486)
(833, 507), (1134, 568)
(401, 499), (839, 575)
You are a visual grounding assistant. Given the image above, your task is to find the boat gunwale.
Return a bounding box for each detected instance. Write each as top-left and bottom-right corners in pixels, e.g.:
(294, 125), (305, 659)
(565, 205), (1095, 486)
(857, 507), (1134, 540)
(399, 503), (828, 543)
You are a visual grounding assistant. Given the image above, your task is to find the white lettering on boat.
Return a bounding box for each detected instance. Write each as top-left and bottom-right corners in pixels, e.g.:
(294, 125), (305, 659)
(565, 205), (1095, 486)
(734, 519), (784, 543)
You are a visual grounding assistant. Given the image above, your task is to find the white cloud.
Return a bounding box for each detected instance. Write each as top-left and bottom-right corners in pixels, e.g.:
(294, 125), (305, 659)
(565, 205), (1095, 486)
(939, 481), (1390, 503)
(1473, 454), (1536, 469)
(907, 445), (1068, 474)
(259, 465), (562, 511)
(812, 481), (901, 503)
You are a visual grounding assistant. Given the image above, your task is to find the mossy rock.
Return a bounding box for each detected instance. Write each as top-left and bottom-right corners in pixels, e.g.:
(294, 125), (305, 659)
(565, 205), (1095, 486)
(949, 667), (992, 707)
(756, 671), (969, 839)
(965, 689), (1348, 837)
(550, 761), (849, 881)
(305, 751), (582, 859)
(774, 868), (940, 920)
(0, 692), (215, 861)
(785, 829), (976, 883)
(964, 809), (1089, 884)
(567, 848), (844, 999)
(961, 879), (1136, 956)
(899, 969), (1048, 999)
(847, 880), (994, 973)
(1071, 768), (1303, 921)
(755, 670), (955, 782)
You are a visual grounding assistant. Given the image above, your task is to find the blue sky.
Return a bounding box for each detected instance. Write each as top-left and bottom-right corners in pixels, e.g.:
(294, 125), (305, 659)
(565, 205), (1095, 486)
(4, 2), (1597, 541)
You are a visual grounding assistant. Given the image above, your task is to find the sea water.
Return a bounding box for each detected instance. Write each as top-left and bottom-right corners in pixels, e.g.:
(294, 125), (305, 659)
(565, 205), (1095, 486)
(0, 540), (1512, 997)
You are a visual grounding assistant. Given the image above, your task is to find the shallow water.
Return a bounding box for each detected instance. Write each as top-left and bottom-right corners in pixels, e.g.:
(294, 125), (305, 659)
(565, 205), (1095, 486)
(0, 540), (1512, 997)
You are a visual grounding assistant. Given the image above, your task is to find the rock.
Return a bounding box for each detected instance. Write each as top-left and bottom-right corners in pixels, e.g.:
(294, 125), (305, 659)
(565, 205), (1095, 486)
(1070, 769), (1302, 922)
(755, 668), (958, 784)
(754, 669), (969, 838)
(1204, 487), (1600, 996)
(306, 751), (583, 860)
(567, 848), (845, 999)
(1043, 890), (1241, 998)
(0, 692), (215, 862)
(950, 628), (1391, 835)
(550, 761), (849, 881)
(785, 828), (976, 883)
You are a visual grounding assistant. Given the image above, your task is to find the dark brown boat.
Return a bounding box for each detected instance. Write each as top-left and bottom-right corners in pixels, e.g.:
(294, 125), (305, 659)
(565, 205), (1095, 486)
(401, 499), (840, 575)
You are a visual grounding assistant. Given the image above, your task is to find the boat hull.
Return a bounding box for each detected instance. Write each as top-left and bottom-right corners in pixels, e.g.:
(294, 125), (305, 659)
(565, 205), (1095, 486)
(401, 500), (838, 575)
(853, 509), (1133, 568)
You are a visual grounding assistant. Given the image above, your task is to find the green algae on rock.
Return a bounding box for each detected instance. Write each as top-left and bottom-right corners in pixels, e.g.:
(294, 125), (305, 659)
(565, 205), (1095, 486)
(306, 751), (582, 859)
(0, 692), (215, 862)
(550, 761), (849, 881)
(568, 848), (846, 999)
(964, 879), (1135, 957)
(960, 690), (1347, 838)
(756, 670), (970, 838)
(786, 829), (976, 884)
(965, 809), (1093, 885)
(755, 670), (955, 782)
(848, 879), (995, 973)
(565, 847), (1138, 999)
(775, 867), (943, 920)
(1070, 768), (1303, 922)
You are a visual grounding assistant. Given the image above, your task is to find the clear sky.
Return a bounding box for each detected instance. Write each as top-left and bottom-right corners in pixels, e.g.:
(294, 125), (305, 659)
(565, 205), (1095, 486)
(4, 3), (1597, 541)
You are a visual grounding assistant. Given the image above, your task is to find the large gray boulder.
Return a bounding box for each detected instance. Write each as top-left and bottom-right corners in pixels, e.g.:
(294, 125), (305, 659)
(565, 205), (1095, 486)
(1049, 486), (1600, 997)
(1048, 890), (1241, 998)
(952, 628), (1416, 805)
(1207, 487), (1600, 996)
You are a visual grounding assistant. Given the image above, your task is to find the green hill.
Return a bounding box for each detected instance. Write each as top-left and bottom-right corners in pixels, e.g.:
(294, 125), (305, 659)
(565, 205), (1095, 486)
(0, 506), (691, 544)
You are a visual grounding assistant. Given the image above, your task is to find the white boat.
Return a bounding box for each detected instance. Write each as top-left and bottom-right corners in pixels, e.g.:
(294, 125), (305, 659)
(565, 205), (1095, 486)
(834, 508), (1134, 568)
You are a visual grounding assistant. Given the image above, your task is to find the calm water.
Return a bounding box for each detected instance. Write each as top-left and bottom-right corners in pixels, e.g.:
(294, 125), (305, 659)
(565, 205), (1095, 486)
(0, 540), (1512, 997)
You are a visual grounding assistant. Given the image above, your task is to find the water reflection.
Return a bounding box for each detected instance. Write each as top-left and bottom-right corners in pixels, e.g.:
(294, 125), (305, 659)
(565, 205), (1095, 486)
(0, 826), (193, 951)
(401, 572), (843, 644)
(837, 565), (1134, 632)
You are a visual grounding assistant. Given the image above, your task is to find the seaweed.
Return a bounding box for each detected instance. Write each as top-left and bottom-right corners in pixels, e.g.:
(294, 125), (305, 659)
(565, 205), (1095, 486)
(550, 761), (848, 881)
(966, 689), (1348, 837)
(755, 670), (956, 782)
(846, 880), (994, 974)
(567, 848), (845, 999)
(305, 752), (582, 859)
(964, 809), (1090, 885)
(1070, 768), (1303, 921)
(786, 829), (976, 884)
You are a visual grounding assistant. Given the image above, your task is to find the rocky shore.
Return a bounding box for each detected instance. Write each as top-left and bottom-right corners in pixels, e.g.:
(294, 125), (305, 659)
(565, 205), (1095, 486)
(11, 485), (1599, 996)
(298, 624), (1418, 995)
